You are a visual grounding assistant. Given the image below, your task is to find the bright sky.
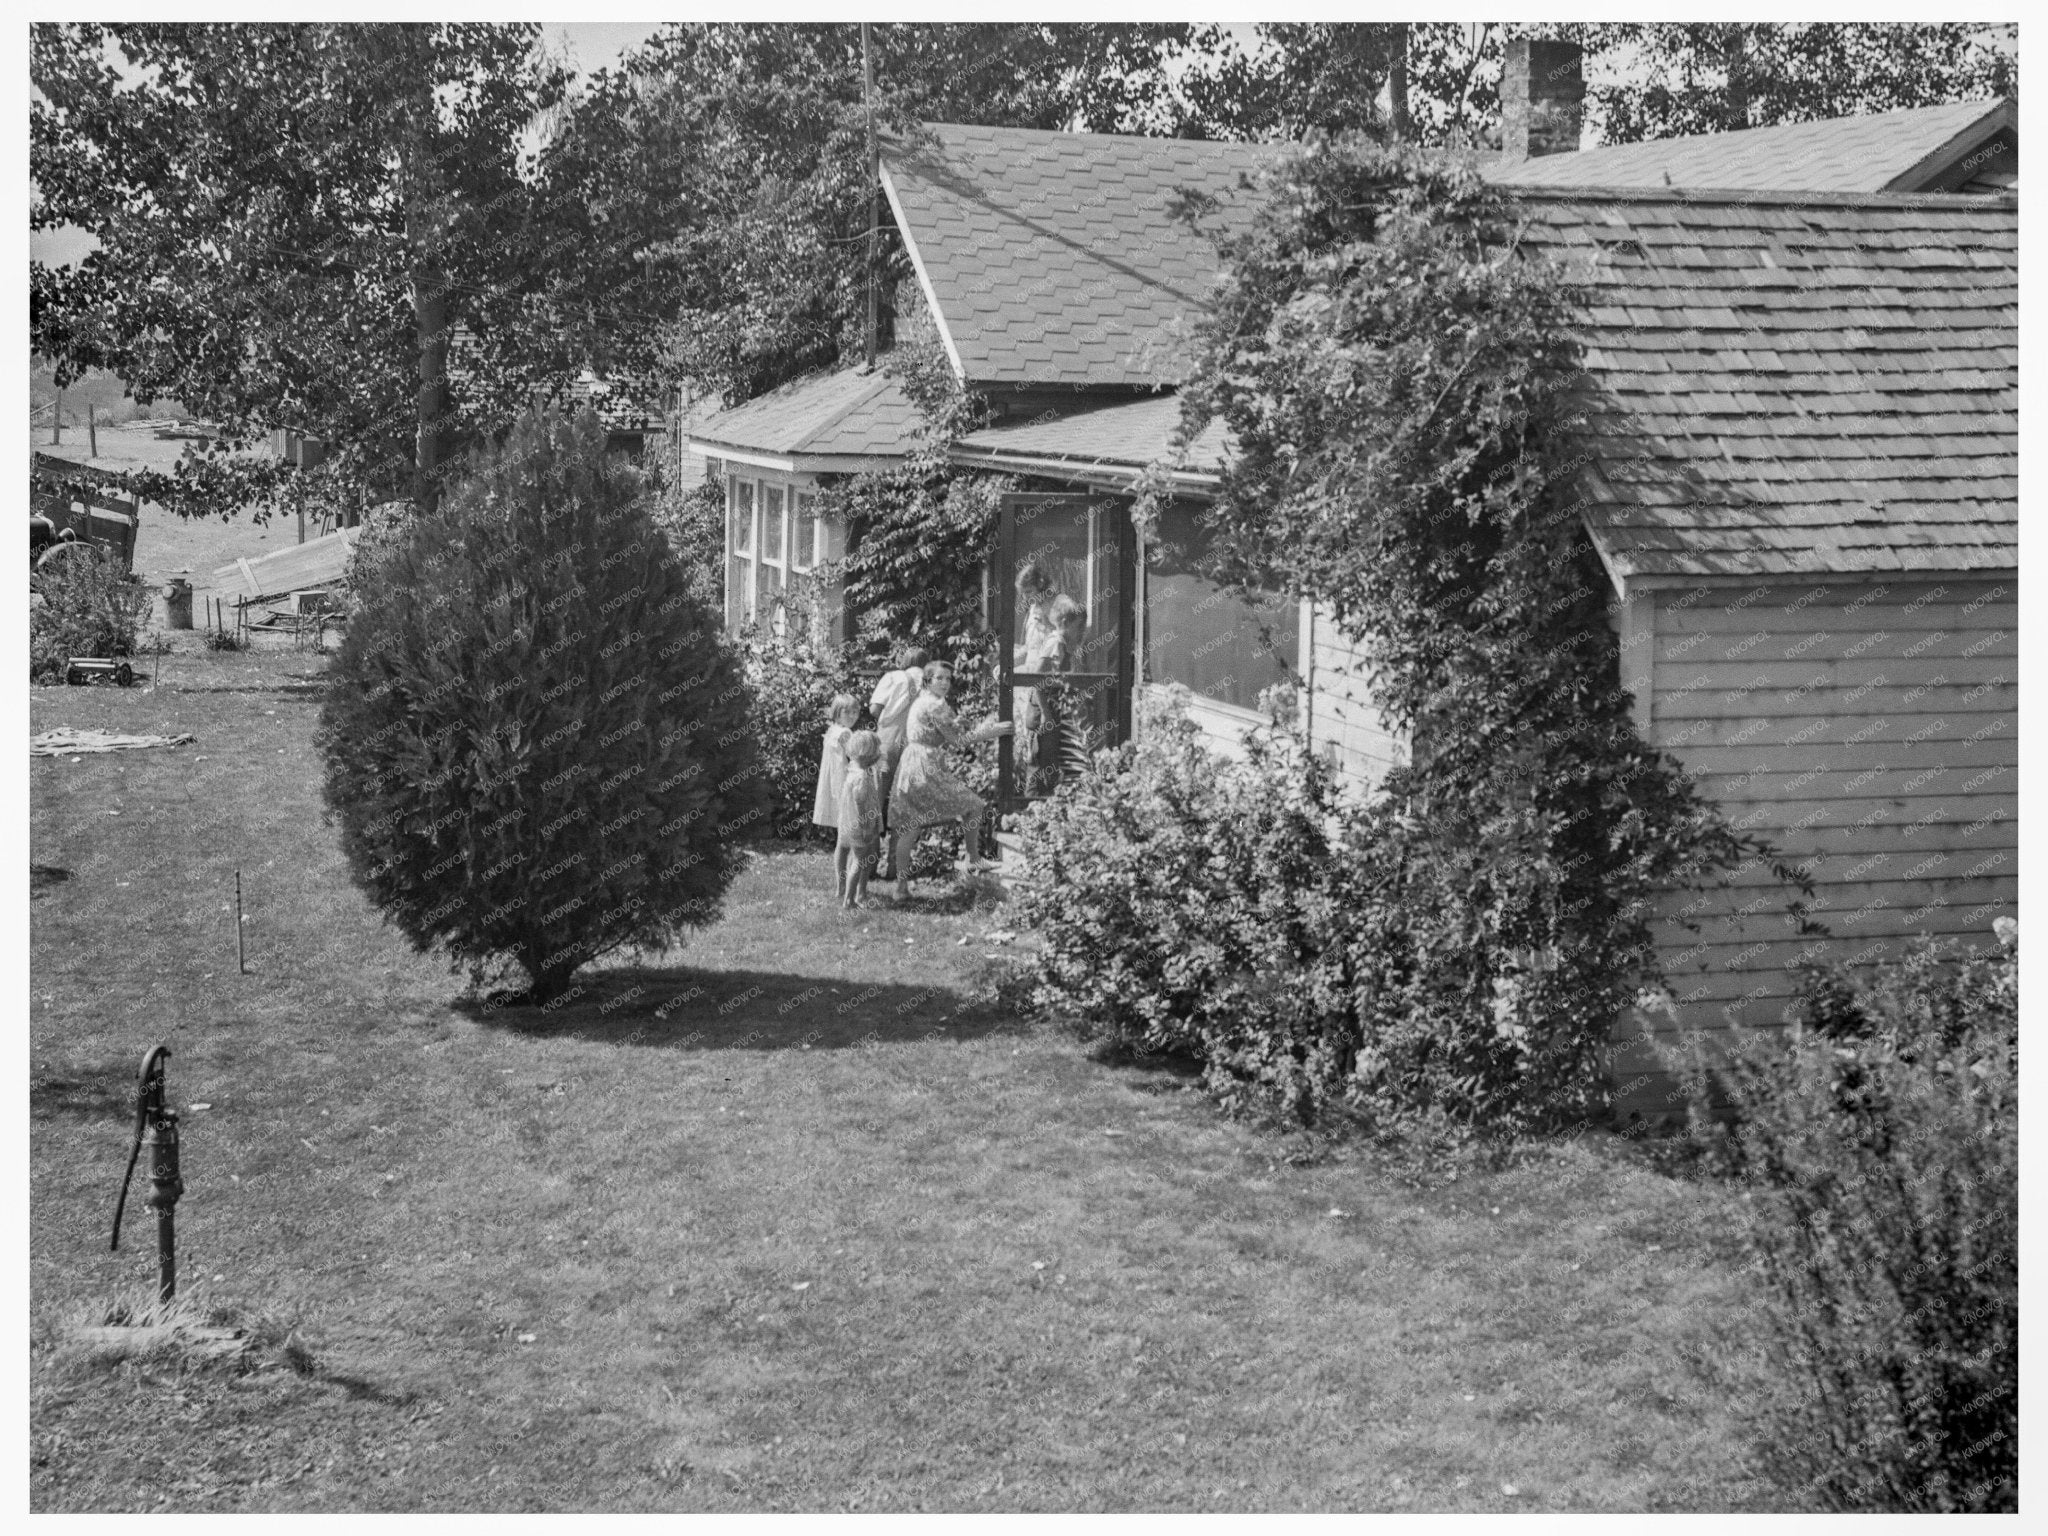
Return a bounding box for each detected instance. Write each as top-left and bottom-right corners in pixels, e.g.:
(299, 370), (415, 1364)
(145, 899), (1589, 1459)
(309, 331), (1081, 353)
(548, 22), (662, 78)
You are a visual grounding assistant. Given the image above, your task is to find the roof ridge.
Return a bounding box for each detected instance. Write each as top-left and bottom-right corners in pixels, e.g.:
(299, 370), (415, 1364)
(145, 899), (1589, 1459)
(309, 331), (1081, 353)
(1509, 184), (2018, 211)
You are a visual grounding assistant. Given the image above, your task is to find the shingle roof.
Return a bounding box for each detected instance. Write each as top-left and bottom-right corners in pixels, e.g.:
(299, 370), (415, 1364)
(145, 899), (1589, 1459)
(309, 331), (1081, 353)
(1519, 187), (2016, 581)
(952, 393), (1231, 485)
(1490, 99), (2010, 194)
(687, 366), (922, 465)
(881, 123), (1280, 389)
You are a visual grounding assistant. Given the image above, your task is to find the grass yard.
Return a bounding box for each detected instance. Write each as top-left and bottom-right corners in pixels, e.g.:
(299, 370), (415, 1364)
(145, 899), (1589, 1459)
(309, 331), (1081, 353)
(30, 646), (1781, 1512)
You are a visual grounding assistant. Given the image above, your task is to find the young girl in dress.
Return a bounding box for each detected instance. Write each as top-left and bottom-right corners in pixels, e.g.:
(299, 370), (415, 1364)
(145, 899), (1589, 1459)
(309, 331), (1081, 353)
(835, 730), (884, 908)
(812, 693), (859, 885)
(888, 660), (1014, 900)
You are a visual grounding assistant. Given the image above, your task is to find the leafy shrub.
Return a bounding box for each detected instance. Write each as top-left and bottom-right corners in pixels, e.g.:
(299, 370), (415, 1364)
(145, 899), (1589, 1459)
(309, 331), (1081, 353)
(1679, 924), (2017, 1511)
(318, 407), (769, 1001)
(30, 548), (153, 682)
(733, 624), (870, 841)
(1018, 690), (1664, 1136)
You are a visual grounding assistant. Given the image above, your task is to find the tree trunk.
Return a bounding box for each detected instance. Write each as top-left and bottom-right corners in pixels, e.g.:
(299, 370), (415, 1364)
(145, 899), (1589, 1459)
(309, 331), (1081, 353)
(1388, 23), (1411, 139)
(413, 267), (448, 516)
(1723, 24), (1750, 131)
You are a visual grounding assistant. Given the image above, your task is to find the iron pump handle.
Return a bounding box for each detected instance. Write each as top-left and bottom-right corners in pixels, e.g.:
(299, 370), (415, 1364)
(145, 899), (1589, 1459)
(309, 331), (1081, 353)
(110, 1045), (173, 1253)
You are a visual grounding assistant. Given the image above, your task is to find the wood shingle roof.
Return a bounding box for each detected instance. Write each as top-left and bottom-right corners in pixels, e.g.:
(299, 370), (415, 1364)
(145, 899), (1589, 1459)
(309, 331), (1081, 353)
(1521, 187), (2017, 582)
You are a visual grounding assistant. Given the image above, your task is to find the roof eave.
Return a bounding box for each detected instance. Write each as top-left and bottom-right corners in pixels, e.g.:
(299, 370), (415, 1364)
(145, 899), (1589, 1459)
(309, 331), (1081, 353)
(947, 443), (1220, 495)
(1882, 98), (2016, 192)
(1506, 182), (2019, 210)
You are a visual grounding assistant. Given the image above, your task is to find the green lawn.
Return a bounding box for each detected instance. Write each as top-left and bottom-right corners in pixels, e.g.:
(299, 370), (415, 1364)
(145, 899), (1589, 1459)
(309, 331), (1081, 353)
(30, 646), (1781, 1512)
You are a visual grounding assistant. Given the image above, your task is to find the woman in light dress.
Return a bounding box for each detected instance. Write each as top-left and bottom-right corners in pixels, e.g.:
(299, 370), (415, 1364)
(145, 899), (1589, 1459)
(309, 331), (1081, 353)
(887, 660), (1012, 900)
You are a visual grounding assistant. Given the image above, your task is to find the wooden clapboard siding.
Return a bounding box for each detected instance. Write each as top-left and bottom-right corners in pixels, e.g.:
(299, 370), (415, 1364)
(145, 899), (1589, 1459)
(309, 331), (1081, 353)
(1305, 604), (1408, 794)
(1655, 681), (2015, 719)
(1659, 625), (2012, 664)
(1614, 575), (2018, 1124)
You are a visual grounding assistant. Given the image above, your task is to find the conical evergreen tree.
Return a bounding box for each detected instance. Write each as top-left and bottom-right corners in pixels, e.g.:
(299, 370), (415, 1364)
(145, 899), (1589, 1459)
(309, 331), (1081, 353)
(320, 406), (767, 1000)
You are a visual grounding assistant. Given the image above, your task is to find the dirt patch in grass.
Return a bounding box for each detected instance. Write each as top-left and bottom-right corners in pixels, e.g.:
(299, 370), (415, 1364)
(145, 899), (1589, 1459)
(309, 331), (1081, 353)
(31, 647), (1781, 1512)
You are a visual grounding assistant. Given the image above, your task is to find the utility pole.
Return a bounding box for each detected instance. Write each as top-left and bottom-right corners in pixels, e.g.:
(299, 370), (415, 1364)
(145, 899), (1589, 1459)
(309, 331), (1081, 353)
(863, 21), (879, 369)
(53, 384), (63, 444)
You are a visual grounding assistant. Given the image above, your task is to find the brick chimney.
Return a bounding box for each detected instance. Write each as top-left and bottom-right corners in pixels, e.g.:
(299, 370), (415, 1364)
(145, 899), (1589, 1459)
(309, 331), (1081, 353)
(1501, 38), (1585, 160)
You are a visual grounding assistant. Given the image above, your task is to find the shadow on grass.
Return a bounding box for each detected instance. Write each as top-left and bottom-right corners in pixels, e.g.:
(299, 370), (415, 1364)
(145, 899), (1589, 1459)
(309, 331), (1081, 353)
(31, 864), (73, 898)
(31, 1063), (135, 1121)
(453, 965), (1027, 1051)
(160, 681), (327, 697)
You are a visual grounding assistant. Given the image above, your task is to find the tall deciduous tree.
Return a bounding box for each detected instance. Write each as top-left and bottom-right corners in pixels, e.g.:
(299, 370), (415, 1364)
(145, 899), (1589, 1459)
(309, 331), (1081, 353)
(31, 22), (571, 517)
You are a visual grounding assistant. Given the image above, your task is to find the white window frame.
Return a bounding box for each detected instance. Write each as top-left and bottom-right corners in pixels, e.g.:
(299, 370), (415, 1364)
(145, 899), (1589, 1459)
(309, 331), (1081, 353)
(759, 481), (789, 637)
(728, 475), (758, 629)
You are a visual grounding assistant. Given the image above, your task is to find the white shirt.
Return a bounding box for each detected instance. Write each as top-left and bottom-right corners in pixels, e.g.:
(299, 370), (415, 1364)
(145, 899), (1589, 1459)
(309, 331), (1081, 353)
(870, 666), (924, 739)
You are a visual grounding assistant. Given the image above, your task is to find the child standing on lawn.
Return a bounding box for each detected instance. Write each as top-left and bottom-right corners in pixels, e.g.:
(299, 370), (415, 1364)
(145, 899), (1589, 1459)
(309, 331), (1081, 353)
(868, 644), (927, 878)
(812, 693), (860, 872)
(835, 729), (884, 908)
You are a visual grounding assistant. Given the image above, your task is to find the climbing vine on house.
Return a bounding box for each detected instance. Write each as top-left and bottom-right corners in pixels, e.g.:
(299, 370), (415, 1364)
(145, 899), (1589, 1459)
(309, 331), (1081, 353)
(1063, 135), (1776, 1132)
(817, 285), (1010, 660)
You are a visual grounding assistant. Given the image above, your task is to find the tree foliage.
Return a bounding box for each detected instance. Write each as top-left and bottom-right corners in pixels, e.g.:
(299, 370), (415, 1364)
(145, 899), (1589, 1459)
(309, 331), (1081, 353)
(319, 407), (766, 1002)
(1166, 22), (2015, 147)
(1565, 22), (2016, 143)
(31, 22), (575, 518)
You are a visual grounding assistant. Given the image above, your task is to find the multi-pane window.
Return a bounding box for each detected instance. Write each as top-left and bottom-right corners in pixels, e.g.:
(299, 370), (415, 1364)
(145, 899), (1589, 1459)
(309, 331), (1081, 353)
(728, 473), (831, 639)
(760, 484), (788, 635)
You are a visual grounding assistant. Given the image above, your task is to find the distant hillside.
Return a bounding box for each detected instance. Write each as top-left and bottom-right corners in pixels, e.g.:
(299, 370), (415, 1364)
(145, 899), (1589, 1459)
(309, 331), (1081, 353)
(29, 361), (191, 427)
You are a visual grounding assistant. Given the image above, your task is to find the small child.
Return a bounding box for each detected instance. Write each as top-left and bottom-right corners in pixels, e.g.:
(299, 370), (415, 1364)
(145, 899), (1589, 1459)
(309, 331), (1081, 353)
(811, 693), (860, 872)
(835, 730), (884, 908)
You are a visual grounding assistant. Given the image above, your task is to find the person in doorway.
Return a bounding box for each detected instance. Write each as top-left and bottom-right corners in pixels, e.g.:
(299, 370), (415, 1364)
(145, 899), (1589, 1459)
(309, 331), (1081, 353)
(1018, 594), (1086, 795)
(887, 660), (1012, 900)
(868, 643), (927, 878)
(1014, 557), (1062, 671)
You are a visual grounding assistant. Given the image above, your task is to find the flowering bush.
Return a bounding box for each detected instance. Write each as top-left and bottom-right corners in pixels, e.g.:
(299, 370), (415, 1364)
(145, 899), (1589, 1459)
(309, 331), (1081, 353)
(1679, 924), (2017, 1510)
